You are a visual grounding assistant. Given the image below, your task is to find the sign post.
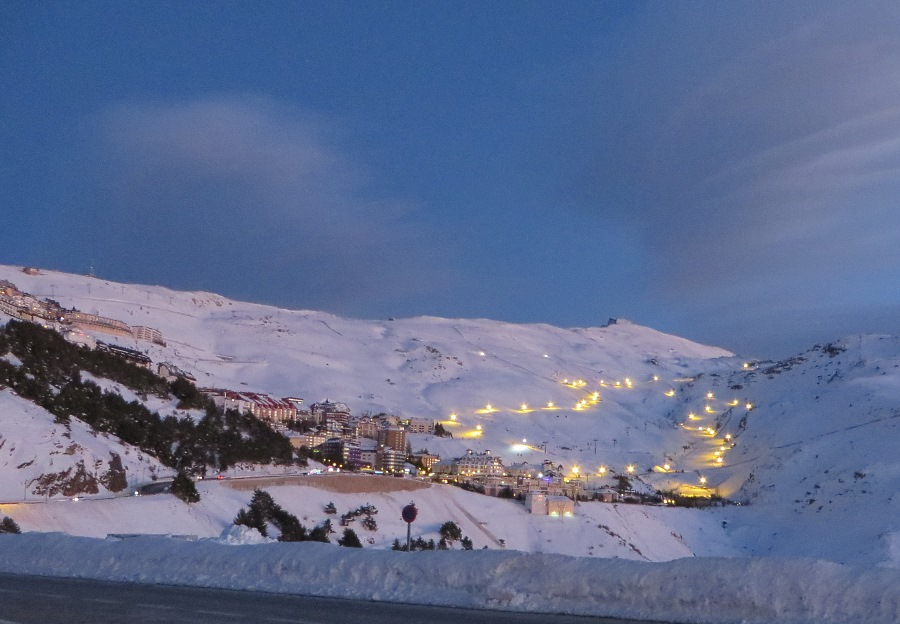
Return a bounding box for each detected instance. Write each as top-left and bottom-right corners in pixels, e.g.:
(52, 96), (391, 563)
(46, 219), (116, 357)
(401, 502), (417, 551)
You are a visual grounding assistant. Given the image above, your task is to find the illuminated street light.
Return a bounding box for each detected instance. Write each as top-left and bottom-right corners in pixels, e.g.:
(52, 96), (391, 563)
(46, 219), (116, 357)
(653, 375), (660, 382)
(699, 476), (707, 485)
(449, 413), (457, 421)
(479, 351), (486, 356)
(598, 466), (607, 475)
(746, 403), (753, 410)
(626, 465), (635, 474)
(547, 401), (554, 408)
(521, 403), (528, 411)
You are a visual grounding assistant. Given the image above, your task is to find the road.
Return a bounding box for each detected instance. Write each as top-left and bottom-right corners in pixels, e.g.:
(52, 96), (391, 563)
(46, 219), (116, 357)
(0, 573), (662, 624)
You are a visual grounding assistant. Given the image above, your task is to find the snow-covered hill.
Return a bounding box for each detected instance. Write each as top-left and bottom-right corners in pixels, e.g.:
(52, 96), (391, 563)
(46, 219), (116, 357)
(0, 264), (897, 569)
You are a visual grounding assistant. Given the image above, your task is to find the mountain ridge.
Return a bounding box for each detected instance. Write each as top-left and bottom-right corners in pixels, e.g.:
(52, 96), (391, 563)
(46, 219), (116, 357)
(0, 264), (897, 567)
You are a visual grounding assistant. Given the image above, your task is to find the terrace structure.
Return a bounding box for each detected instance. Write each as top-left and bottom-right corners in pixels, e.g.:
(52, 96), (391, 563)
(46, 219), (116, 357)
(204, 389), (298, 425)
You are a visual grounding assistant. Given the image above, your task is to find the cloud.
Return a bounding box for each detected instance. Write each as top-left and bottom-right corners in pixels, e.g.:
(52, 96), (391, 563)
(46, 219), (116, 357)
(570, 1), (900, 344)
(76, 95), (445, 314)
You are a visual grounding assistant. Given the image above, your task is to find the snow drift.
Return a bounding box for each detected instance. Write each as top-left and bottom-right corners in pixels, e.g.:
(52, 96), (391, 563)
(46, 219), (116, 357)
(0, 533), (896, 624)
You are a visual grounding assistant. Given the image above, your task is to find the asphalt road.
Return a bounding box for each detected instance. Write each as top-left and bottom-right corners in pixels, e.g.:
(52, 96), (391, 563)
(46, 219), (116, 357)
(0, 573), (661, 624)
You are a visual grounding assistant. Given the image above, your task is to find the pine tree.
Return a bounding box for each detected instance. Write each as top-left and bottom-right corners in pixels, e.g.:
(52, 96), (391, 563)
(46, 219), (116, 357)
(338, 528), (363, 548)
(324, 501), (337, 515)
(308, 522), (330, 543)
(0, 517), (21, 534)
(461, 536), (473, 550)
(439, 521), (462, 542)
(171, 471), (200, 503)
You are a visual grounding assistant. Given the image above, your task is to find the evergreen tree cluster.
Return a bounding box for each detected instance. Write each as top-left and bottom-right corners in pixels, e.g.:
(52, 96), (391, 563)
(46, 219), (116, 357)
(392, 537), (437, 551)
(339, 503), (378, 527)
(0, 320), (293, 475)
(234, 489), (330, 542)
(391, 535), (474, 551)
(0, 516), (21, 534)
(337, 527), (362, 548)
(438, 521), (473, 550)
(171, 471), (200, 503)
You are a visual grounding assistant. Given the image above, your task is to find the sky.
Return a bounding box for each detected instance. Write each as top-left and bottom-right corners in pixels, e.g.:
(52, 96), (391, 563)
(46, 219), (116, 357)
(4, 1), (900, 358)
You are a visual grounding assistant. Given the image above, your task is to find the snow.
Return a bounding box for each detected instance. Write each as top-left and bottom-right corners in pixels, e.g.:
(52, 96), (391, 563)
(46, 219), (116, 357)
(1, 264), (899, 621)
(0, 532), (896, 624)
(0, 475), (736, 561)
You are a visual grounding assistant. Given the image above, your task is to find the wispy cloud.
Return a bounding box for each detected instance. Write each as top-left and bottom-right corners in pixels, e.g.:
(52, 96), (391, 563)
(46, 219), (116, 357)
(77, 95), (446, 314)
(570, 2), (900, 353)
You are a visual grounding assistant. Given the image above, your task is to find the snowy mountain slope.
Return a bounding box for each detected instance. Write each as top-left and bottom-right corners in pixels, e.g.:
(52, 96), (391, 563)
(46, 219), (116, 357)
(0, 265), (736, 483)
(0, 264), (897, 568)
(0, 475), (735, 561)
(0, 390), (170, 501)
(698, 337), (900, 566)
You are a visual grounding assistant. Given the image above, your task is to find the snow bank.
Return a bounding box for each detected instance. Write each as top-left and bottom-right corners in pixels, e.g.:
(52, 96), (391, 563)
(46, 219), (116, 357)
(0, 533), (896, 624)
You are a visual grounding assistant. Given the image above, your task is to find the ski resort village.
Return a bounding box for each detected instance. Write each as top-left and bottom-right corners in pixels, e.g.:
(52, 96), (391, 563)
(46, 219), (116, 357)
(0, 265), (897, 623)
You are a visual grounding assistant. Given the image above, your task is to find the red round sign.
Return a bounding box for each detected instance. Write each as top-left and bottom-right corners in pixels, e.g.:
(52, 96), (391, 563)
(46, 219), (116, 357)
(401, 503), (418, 523)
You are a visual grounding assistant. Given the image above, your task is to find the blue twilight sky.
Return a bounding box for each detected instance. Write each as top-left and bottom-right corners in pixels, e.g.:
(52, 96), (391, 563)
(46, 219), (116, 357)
(4, 1), (900, 358)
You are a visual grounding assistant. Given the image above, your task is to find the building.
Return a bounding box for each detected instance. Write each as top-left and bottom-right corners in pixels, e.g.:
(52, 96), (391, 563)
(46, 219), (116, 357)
(310, 400), (351, 423)
(378, 426), (407, 453)
(289, 432), (328, 449)
(352, 417), (379, 440)
(96, 342), (152, 369)
(377, 447), (406, 473)
(67, 311), (134, 338)
(62, 329), (97, 349)
(457, 449), (505, 477)
(433, 450), (506, 479)
(358, 446), (378, 470)
(205, 389), (298, 425)
(284, 397), (305, 414)
(132, 325), (166, 346)
(506, 462), (541, 479)
(525, 492), (575, 516)
(402, 417), (433, 434)
(411, 452), (440, 471)
(157, 362), (195, 382)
